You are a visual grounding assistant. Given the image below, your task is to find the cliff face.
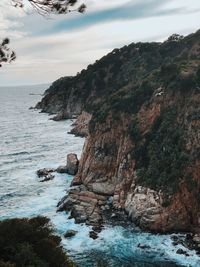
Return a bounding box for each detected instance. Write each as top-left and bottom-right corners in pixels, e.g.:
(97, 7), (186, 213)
(39, 30), (200, 233)
(72, 90), (200, 232)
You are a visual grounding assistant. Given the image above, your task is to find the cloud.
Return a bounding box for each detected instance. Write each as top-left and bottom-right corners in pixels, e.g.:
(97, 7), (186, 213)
(0, 0), (26, 38)
(48, 0), (195, 34)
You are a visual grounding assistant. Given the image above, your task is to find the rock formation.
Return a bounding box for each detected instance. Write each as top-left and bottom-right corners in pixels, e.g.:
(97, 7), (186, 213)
(39, 30), (200, 234)
(56, 153), (79, 175)
(69, 111), (92, 137)
(37, 168), (55, 182)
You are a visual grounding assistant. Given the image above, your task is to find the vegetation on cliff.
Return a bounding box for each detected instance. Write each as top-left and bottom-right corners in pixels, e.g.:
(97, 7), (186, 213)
(0, 216), (77, 267)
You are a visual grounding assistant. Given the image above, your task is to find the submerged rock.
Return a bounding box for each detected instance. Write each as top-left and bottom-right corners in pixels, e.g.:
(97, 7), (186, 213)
(64, 230), (78, 238)
(40, 174), (55, 182)
(89, 231), (98, 240)
(176, 248), (188, 255)
(37, 168), (55, 177)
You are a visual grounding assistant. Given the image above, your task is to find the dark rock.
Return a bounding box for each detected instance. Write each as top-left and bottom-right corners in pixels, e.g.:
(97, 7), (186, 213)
(56, 165), (68, 173)
(89, 231), (98, 240)
(92, 226), (102, 233)
(57, 195), (68, 208)
(37, 168), (55, 177)
(176, 248), (187, 255)
(64, 230), (78, 238)
(137, 243), (150, 249)
(66, 153), (79, 175)
(40, 174), (55, 182)
(172, 241), (179, 246)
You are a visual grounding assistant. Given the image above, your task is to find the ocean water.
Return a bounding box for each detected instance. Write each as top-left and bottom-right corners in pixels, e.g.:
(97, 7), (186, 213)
(0, 85), (200, 267)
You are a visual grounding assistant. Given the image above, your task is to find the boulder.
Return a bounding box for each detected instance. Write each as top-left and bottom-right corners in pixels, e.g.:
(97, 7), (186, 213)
(89, 231), (98, 240)
(37, 168), (55, 177)
(66, 153), (79, 175)
(56, 165), (68, 173)
(64, 230), (78, 238)
(176, 248), (188, 255)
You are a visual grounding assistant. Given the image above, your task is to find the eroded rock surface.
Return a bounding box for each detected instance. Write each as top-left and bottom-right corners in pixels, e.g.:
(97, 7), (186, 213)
(57, 185), (107, 229)
(66, 153), (79, 175)
(56, 153), (79, 175)
(69, 111), (92, 137)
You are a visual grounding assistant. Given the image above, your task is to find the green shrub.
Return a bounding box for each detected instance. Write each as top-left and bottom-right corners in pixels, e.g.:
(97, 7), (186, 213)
(0, 217), (77, 267)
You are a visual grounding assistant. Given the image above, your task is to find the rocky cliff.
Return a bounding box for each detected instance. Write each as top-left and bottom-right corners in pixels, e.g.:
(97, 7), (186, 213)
(38, 30), (200, 233)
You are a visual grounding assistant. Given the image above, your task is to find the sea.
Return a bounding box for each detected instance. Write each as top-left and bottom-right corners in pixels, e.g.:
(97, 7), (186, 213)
(0, 85), (200, 267)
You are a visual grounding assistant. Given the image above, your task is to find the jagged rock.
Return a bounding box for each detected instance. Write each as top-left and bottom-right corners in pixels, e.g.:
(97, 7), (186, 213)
(69, 111), (92, 137)
(40, 174), (55, 182)
(56, 154), (79, 176)
(92, 226), (102, 233)
(57, 187), (105, 229)
(89, 231), (98, 240)
(66, 153), (79, 175)
(37, 168), (55, 177)
(64, 230), (78, 238)
(176, 249), (187, 255)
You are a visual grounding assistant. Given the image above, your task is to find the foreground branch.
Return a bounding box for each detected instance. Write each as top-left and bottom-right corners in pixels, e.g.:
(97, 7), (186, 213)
(11, 0), (86, 16)
(0, 38), (16, 67)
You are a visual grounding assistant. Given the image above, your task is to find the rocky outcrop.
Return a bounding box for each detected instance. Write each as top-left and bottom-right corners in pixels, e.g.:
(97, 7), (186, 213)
(37, 168), (55, 182)
(35, 77), (83, 120)
(64, 230), (77, 238)
(56, 153), (79, 175)
(37, 168), (55, 177)
(69, 111), (92, 137)
(57, 185), (107, 231)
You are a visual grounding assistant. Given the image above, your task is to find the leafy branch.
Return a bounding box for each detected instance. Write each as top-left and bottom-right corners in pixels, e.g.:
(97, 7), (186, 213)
(0, 38), (16, 67)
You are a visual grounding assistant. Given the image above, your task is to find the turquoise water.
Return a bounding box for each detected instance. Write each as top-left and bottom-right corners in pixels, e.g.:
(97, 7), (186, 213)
(0, 85), (199, 267)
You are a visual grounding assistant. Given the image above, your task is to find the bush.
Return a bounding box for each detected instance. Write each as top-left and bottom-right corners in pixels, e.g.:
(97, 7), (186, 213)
(0, 217), (77, 267)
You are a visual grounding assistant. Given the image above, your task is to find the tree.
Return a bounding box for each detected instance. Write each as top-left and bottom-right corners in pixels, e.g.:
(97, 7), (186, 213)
(0, 38), (16, 67)
(11, 0), (86, 16)
(166, 34), (184, 42)
(0, 0), (86, 67)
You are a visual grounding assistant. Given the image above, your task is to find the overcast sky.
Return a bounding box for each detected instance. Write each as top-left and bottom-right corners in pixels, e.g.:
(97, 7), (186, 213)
(0, 0), (200, 86)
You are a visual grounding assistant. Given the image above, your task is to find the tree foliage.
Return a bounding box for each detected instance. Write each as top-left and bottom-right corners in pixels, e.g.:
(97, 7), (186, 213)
(0, 216), (77, 267)
(0, 38), (16, 67)
(11, 0), (86, 16)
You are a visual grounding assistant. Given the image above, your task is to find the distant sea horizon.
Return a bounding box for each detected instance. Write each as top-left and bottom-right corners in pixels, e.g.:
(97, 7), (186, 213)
(0, 83), (51, 89)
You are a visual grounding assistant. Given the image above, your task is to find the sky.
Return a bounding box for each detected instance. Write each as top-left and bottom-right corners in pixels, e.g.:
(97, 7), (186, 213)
(0, 0), (200, 86)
